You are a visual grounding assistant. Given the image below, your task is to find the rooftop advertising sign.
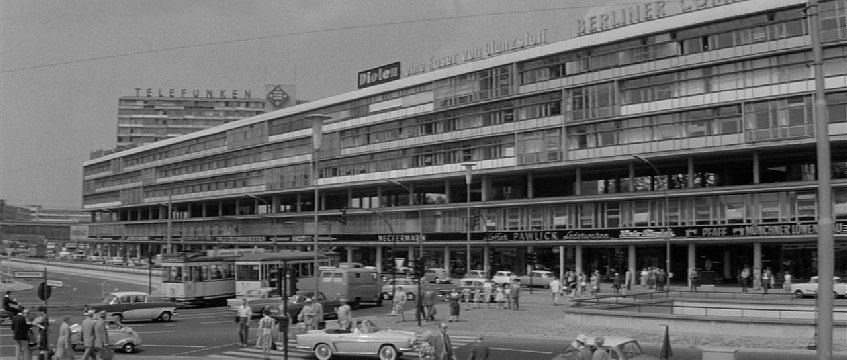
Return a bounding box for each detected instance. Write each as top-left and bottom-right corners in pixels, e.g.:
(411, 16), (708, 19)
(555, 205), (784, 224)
(358, 62), (402, 89)
(577, 0), (750, 37)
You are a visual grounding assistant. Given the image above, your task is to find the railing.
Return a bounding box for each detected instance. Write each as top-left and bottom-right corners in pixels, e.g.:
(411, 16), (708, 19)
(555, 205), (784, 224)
(570, 291), (847, 322)
(4, 256), (163, 277)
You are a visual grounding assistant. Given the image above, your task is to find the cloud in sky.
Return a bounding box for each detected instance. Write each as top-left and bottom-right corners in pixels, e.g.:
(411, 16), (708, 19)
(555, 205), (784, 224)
(1, 0), (608, 208)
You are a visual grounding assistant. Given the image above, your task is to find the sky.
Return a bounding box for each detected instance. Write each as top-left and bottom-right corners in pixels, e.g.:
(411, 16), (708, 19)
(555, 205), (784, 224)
(0, 0), (620, 209)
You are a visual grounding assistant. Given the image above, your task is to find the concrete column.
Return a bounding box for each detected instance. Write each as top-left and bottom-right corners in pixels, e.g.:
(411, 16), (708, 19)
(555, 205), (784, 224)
(628, 244), (637, 280)
(346, 246), (354, 263)
(752, 151), (760, 184)
(484, 245), (490, 274)
(201, 202), (207, 217)
(575, 245), (583, 274)
(559, 246), (566, 281)
(723, 249), (733, 280)
(574, 167), (582, 196)
(527, 246), (534, 274)
(376, 246), (382, 274)
(136, 244), (142, 259)
(444, 246), (451, 275)
(296, 193), (302, 212)
(628, 162), (635, 192)
(688, 156), (695, 188)
(272, 195), (280, 214)
(408, 246), (414, 261)
(688, 244), (697, 289)
(481, 175), (491, 201)
(753, 242), (762, 289)
(444, 180), (452, 203)
(527, 173), (535, 199)
(218, 201), (224, 216)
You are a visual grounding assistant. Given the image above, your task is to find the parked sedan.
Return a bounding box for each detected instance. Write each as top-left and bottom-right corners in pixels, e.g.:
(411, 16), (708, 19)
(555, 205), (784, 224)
(295, 319), (418, 360)
(84, 291), (178, 323)
(790, 276), (847, 298)
(518, 270), (555, 288)
(71, 320), (142, 353)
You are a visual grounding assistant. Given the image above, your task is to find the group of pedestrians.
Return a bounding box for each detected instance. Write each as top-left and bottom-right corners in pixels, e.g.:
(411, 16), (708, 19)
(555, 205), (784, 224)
(739, 265), (786, 293)
(555, 334), (612, 360)
(418, 323), (489, 360)
(5, 291), (80, 360)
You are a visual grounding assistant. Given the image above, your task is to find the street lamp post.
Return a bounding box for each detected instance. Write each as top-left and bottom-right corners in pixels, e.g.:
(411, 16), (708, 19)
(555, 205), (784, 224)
(246, 194), (277, 251)
(633, 155), (670, 292)
(385, 179), (424, 326)
(307, 114), (330, 295)
(461, 163), (476, 276)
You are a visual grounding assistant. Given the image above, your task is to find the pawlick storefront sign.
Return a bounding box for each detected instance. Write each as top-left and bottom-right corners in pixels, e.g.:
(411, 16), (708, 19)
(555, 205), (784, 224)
(577, 0), (750, 36)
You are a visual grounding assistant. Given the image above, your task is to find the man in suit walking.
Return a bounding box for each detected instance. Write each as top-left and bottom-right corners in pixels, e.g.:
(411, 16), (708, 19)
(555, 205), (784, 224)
(10, 308), (30, 360)
(431, 322), (454, 360)
(81, 310), (97, 360)
(466, 335), (490, 360)
(423, 288), (437, 321)
(93, 311), (110, 359)
(509, 279), (521, 311)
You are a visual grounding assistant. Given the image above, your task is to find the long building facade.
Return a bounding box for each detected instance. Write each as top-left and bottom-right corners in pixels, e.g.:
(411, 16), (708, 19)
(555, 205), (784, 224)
(83, 0), (847, 285)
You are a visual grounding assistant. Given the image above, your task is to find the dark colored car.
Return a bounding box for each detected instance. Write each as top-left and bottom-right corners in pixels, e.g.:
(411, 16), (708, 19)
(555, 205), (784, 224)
(267, 291), (341, 324)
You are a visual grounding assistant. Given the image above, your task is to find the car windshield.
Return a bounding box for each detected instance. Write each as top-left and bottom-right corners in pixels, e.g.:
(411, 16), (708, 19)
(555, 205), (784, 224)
(619, 341), (645, 359)
(245, 289), (266, 297)
(104, 295), (119, 304)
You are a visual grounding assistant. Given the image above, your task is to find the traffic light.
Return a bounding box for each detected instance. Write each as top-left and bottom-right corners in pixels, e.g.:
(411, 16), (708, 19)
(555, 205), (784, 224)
(526, 252), (537, 265)
(338, 208), (347, 225)
(414, 257), (425, 278)
(488, 251), (496, 268)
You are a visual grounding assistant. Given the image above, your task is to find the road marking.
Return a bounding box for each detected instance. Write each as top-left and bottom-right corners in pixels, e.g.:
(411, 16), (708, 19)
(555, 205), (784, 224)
(138, 344), (207, 348)
(134, 330), (175, 334)
(490, 347), (553, 354)
(200, 321), (234, 324)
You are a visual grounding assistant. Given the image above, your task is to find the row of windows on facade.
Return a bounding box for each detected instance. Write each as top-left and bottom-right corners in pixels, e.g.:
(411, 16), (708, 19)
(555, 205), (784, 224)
(84, 4), (847, 177)
(517, 4), (847, 85)
(91, 188), (847, 239)
(118, 109), (265, 118)
(119, 100), (267, 109)
(88, 89), (847, 195)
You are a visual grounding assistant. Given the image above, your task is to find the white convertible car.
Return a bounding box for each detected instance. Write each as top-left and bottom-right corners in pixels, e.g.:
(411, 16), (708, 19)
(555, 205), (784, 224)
(295, 319), (418, 360)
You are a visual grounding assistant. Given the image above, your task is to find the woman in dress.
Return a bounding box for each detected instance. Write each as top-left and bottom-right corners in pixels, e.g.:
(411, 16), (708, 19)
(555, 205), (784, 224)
(54, 315), (73, 360)
(447, 290), (461, 322)
(494, 286), (505, 309)
(256, 308), (275, 360)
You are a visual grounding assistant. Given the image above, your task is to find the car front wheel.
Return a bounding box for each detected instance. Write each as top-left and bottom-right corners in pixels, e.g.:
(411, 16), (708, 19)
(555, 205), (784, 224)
(122, 343), (135, 353)
(793, 290), (805, 298)
(314, 343), (333, 360)
(378, 344), (398, 360)
(406, 293), (415, 301)
(158, 311), (173, 322)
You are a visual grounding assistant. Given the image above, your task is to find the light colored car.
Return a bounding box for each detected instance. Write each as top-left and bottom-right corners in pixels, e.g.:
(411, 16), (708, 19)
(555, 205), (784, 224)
(295, 319), (418, 360)
(464, 269), (488, 279)
(492, 270), (517, 285)
(423, 268), (451, 284)
(84, 291), (178, 323)
(790, 276), (847, 298)
(552, 336), (658, 360)
(106, 256), (124, 265)
(381, 278), (420, 300)
(518, 270), (555, 288)
(71, 320), (142, 353)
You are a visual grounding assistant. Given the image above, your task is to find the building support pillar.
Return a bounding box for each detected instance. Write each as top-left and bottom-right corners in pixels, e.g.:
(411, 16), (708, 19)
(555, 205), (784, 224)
(574, 167), (582, 196)
(376, 245), (382, 274)
(408, 246), (414, 262)
(559, 246), (566, 281)
(527, 246), (534, 274)
(444, 246), (451, 275)
(753, 242), (762, 289)
(753, 151), (761, 184)
(483, 245), (490, 275)
(527, 173), (535, 199)
(688, 244), (697, 289)
(481, 175), (491, 201)
(628, 244), (637, 283)
(687, 156), (695, 188)
(575, 245), (583, 274)
(723, 249), (733, 280)
(346, 246), (354, 263)
(628, 163), (635, 192)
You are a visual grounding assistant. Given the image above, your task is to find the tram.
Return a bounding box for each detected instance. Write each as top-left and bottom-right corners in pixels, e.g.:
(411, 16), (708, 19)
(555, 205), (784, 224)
(160, 252), (239, 306)
(233, 251), (335, 296)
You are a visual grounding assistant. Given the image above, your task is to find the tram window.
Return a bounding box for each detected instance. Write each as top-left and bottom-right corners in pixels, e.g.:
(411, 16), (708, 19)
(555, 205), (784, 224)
(321, 272), (334, 283)
(236, 265), (259, 280)
(202, 266), (211, 281)
(333, 273), (343, 283)
(165, 266), (183, 282)
(193, 266), (204, 281)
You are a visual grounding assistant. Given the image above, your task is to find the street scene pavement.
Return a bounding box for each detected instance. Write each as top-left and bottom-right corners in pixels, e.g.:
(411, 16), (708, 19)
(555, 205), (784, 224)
(3, 258), (847, 359)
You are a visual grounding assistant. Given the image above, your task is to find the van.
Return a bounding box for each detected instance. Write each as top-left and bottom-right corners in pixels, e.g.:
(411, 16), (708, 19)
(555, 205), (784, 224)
(299, 267), (382, 309)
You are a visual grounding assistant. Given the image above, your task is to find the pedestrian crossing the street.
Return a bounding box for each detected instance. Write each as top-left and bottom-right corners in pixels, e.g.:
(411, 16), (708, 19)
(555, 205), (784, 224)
(206, 334), (479, 359)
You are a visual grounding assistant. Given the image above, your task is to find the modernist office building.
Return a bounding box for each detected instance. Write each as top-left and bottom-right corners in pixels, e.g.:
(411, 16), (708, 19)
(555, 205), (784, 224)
(83, 0), (847, 283)
(115, 85), (297, 147)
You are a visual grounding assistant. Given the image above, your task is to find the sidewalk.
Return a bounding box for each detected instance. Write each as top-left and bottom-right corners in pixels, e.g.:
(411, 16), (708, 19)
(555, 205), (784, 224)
(369, 284), (847, 355)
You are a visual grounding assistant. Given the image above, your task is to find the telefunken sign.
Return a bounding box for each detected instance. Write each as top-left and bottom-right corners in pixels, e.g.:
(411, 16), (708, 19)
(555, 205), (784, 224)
(405, 29), (549, 77)
(133, 88), (254, 99)
(577, 0), (750, 36)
